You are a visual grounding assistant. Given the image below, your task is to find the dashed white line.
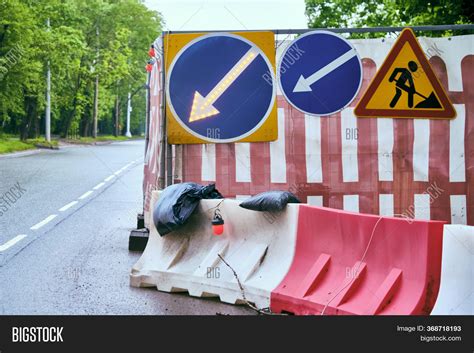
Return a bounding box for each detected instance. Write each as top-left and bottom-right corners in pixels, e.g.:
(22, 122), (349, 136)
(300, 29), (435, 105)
(30, 215), (57, 230)
(78, 190), (93, 200)
(93, 182), (106, 190)
(104, 175), (115, 182)
(0, 234), (28, 252)
(59, 201), (79, 212)
(1, 159), (140, 256)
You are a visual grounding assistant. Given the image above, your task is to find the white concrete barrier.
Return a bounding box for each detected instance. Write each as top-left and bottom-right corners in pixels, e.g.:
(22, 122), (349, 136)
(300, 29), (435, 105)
(431, 224), (473, 315)
(131, 191), (298, 309)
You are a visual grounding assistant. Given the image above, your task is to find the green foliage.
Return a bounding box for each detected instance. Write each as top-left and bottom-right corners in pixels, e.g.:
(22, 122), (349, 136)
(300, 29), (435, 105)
(0, 135), (58, 154)
(67, 135), (132, 144)
(26, 138), (59, 148)
(0, 0), (162, 139)
(305, 0), (473, 38)
(0, 137), (35, 154)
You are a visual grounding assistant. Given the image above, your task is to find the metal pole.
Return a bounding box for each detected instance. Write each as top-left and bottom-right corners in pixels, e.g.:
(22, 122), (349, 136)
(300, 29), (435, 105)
(162, 32), (173, 187)
(92, 75), (99, 138)
(92, 25), (99, 138)
(158, 34), (167, 190)
(168, 24), (474, 35)
(125, 91), (132, 137)
(45, 18), (51, 142)
(166, 142), (173, 186)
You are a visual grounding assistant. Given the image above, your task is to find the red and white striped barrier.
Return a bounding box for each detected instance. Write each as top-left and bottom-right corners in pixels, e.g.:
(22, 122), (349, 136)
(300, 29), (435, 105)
(144, 34), (474, 226)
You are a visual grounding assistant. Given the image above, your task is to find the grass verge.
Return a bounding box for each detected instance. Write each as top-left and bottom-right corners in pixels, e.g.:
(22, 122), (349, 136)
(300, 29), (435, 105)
(0, 139), (36, 154)
(0, 137), (59, 155)
(1, 134), (137, 154)
(64, 135), (135, 144)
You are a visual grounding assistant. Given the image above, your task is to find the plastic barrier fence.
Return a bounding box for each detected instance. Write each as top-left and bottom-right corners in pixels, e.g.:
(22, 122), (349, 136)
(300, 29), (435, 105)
(130, 191), (299, 309)
(431, 224), (474, 315)
(271, 205), (445, 315)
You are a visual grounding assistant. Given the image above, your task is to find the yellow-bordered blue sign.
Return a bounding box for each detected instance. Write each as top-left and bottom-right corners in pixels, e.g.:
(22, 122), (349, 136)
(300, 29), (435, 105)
(165, 32), (277, 144)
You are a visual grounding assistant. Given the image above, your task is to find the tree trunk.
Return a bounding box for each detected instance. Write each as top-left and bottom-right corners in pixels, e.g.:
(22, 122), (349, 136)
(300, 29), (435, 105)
(62, 103), (76, 138)
(34, 114), (40, 138)
(82, 115), (90, 137)
(62, 74), (82, 138)
(20, 119), (29, 141)
(20, 94), (37, 141)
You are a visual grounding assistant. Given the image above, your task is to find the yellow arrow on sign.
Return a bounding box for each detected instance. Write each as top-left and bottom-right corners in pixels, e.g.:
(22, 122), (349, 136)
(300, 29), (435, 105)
(189, 47), (259, 122)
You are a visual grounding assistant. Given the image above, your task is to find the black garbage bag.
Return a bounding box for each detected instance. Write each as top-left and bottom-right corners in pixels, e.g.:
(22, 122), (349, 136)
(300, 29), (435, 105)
(239, 190), (301, 212)
(153, 182), (223, 236)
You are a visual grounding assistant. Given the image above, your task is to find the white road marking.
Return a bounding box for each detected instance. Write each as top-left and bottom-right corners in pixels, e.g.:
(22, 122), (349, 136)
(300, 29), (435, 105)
(93, 182), (105, 190)
(104, 175), (115, 182)
(78, 190), (93, 200)
(0, 234), (28, 252)
(59, 201), (78, 212)
(1, 158), (139, 256)
(30, 215), (57, 230)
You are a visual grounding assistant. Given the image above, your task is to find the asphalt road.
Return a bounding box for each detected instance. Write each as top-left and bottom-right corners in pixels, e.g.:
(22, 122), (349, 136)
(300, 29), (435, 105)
(0, 140), (253, 315)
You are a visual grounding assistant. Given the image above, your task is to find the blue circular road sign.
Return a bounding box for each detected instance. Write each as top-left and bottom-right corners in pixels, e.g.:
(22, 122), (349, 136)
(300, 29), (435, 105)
(167, 33), (276, 143)
(278, 30), (362, 116)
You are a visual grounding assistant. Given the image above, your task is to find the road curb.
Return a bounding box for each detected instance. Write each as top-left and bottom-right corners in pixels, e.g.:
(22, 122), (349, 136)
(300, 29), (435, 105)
(0, 149), (44, 159)
(59, 139), (144, 147)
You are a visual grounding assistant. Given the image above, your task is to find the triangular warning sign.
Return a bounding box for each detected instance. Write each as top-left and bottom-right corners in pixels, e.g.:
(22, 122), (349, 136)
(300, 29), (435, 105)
(355, 28), (456, 119)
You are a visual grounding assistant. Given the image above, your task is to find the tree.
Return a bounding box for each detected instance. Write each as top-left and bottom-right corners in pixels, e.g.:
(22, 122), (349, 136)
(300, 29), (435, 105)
(0, 0), (163, 139)
(0, 0), (40, 139)
(305, 0), (474, 37)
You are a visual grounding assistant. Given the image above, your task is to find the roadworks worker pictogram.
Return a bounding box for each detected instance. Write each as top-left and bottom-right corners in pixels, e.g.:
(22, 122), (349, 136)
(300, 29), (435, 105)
(388, 60), (441, 109)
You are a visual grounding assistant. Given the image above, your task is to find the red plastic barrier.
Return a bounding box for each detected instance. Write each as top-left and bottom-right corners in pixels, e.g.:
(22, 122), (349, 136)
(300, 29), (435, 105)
(271, 205), (445, 315)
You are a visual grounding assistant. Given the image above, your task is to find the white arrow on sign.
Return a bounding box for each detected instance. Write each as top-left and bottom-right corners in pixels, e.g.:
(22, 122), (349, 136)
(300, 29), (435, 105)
(189, 47), (259, 122)
(293, 48), (357, 93)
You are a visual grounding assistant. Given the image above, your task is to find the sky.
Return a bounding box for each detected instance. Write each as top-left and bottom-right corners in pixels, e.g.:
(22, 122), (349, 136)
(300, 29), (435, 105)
(144, 0), (307, 32)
